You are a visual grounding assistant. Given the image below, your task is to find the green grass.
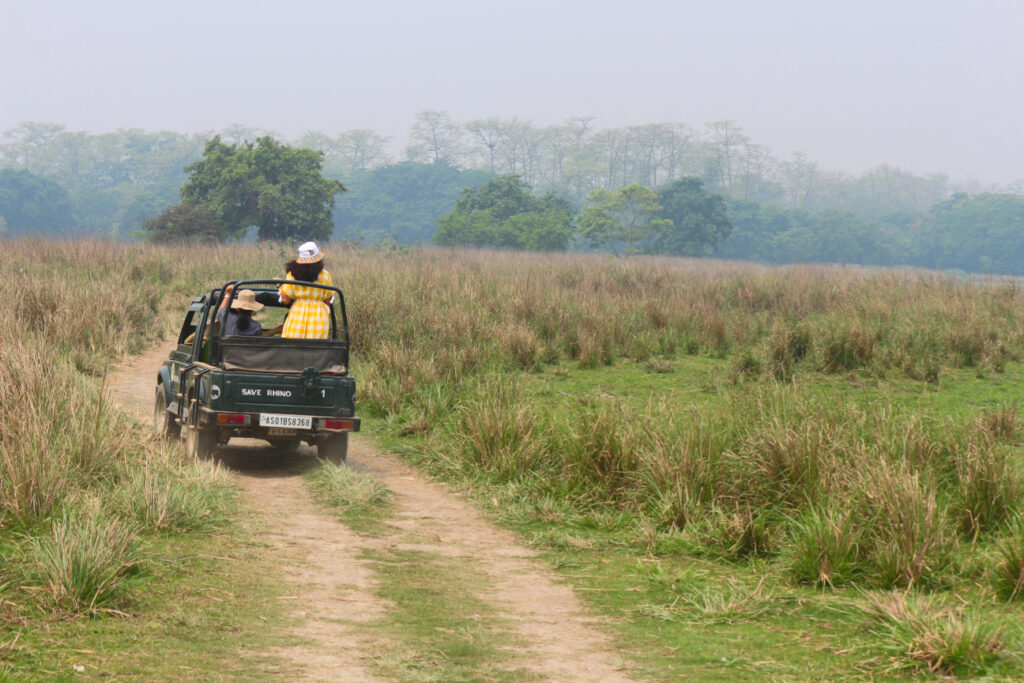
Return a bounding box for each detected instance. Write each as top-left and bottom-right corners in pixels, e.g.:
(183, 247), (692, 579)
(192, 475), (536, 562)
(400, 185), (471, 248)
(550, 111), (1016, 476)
(363, 548), (537, 682)
(487, 522), (879, 682)
(304, 460), (393, 534)
(517, 355), (1024, 420)
(0, 521), (293, 680)
(0, 241), (307, 679)
(857, 591), (1010, 678)
(303, 461), (537, 681)
(468, 477), (1024, 681)
(107, 454), (234, 534)
(377, 354), (1024, 680)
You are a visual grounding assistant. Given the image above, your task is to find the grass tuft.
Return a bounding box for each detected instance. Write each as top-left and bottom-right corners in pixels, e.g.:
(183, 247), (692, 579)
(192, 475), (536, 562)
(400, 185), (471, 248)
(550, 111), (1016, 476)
(858, 462), (952, 588)
(25, 509), (141, 615)
(109, 450), (233, 533)
(785, 506), (862, 587)
(306, 461), (392, 518)
(859, 590), (1004, 677)
(637, 576), (775, 625)
(993, 515), (1024, 601)
(953, 439), (1022, 539)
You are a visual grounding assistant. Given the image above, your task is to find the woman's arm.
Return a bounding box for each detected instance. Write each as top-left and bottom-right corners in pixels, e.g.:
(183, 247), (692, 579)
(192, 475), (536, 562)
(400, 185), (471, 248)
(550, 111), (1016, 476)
(320, 270), (334, 303)
(278, 273), (295, 304)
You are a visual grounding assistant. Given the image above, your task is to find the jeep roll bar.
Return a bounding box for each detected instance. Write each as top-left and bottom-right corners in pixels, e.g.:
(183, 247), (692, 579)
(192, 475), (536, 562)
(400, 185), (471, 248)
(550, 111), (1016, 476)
(213, 279), (349, 343)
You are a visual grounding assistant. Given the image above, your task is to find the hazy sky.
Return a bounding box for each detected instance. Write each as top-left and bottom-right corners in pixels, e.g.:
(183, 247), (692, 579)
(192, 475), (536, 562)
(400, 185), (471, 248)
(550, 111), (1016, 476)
(2, 0), (1022, 184)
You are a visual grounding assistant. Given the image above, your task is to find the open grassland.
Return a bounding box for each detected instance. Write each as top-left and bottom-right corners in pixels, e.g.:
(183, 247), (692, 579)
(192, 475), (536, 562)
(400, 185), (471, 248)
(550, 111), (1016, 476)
(5, 239), (1024, 679)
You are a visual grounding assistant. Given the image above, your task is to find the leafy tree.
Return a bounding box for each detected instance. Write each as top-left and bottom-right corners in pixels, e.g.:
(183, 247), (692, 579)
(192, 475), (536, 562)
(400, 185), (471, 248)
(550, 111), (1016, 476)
(434, 175), (575, 251)
(142, 203), (225, 243)
(336, 129), (392, 173)
(501, 209), (575, 251)
(433, 211), (495, 248)
(297, 129), (392, 176)
(0, 116), (988, 251)
(333, 161), (491, 245)
(808, 211), (887, 265)
(917, 193), (1024, 274)
(651, 177), (732, 256)
(718, 200), (808, 261)
(0, 168), (75, 234)
(0, 122), (66, 176)
(30, 128), (205, 235)
(717, 199), (894, 266)
(452, 175), (537, 222)
(579, 184), (671, 256)
(180, 136), (344, 242)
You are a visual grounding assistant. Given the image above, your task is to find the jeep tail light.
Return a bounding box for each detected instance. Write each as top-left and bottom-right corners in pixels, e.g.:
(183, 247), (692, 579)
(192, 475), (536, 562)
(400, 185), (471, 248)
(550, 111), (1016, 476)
(324, 419), (354, 430)
(217, 413), (248, 424)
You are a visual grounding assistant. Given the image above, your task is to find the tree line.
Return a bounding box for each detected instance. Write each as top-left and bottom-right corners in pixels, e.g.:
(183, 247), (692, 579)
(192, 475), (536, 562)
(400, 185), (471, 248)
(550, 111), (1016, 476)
(4, 114), (1017, 231)
(2, 117), (1024, 274)
(429, 173), (1024, 276)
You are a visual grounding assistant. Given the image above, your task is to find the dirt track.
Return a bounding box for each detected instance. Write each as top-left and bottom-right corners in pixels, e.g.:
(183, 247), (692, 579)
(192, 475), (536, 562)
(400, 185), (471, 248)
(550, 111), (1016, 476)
(108, 343), (635, 682)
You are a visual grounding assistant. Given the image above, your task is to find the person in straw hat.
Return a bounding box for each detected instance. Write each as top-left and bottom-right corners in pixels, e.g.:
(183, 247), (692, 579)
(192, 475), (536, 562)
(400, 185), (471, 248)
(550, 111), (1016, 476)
(278, 241), (335, 339)
(219, 288), (283, 337)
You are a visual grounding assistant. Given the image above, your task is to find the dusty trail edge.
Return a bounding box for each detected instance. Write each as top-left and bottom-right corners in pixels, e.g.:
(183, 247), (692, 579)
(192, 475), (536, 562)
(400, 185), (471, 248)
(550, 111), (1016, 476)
(107, 342), (637, 682)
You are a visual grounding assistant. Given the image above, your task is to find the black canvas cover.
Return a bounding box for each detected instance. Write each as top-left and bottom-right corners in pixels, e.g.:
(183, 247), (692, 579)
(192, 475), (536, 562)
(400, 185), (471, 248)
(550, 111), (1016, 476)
(219, 336), (348, 374)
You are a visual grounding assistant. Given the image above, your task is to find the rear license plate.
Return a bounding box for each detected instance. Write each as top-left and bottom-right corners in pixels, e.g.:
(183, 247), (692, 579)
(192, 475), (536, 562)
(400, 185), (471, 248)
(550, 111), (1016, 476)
(267, 427), (297, 436)
(259, 414), (312, 430)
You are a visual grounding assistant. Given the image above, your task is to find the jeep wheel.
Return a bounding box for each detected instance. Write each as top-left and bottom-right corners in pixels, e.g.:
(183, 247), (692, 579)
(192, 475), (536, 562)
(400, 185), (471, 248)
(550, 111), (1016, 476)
(154, 384), (179, 439)
(184, 405), (216, 460)
(186, 424), (217, 461)
(318, 433), (348, 464)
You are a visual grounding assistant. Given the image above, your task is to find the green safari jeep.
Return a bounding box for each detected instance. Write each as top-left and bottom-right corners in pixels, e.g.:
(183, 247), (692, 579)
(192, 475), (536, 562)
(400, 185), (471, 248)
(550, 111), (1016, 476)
(154, 279), (360, 462)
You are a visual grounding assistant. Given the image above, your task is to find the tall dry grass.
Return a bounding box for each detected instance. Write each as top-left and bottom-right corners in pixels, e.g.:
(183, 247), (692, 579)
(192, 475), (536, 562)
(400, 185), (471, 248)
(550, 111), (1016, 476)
(5, 240), (1024, 603)
(346, 251), (1024, 421)
(0, 241), (1006, 673)
(0, 239), (244, 617)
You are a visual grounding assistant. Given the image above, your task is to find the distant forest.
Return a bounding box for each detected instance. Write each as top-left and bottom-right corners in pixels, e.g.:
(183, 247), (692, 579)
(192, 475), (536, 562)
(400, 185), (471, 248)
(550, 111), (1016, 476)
(2, 112), (1023, 274)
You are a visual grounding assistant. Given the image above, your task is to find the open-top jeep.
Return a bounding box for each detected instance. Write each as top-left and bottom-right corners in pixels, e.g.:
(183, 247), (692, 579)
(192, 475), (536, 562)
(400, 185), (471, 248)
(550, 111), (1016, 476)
(155, 279), (360, 461)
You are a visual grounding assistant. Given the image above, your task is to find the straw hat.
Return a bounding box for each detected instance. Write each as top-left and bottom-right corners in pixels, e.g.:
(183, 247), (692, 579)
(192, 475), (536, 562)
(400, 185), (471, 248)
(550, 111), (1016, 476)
(296, 241), (323, 264)
(230, 289), (264, 312)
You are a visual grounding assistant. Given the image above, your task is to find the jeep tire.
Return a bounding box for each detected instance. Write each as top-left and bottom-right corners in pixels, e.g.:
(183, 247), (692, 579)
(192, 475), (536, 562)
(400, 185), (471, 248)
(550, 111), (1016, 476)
(154, 384), (179, 439)
(318, 432), (348, 464)
(184, 404), (216, 460)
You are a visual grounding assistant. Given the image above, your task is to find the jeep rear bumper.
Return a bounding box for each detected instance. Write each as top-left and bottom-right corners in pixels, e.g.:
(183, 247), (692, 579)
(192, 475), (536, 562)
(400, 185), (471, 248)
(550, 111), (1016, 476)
(193, 406), (360, 433)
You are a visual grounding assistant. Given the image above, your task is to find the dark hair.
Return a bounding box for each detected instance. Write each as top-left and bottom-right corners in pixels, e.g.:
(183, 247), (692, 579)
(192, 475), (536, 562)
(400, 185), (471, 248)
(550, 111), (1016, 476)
(285, 259), (325, 283)
(228, 308), (256, 332)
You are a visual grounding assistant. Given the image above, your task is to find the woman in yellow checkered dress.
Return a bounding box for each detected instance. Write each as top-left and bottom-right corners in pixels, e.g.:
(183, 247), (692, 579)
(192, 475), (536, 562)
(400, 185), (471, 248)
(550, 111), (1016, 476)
(278, 242), (335, 339)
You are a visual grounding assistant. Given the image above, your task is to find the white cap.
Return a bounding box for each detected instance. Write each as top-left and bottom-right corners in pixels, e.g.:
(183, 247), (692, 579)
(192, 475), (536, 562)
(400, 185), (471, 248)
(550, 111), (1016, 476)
(296, 241), (323, 263)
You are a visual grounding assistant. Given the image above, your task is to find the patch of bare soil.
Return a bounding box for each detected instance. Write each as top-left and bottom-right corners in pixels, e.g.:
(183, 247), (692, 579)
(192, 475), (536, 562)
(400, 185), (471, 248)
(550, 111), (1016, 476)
(108, 343), (635, 682)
